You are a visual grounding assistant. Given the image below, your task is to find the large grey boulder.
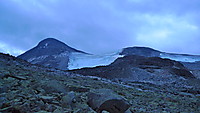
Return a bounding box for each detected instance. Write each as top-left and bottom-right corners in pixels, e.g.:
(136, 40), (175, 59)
(87, 89), (130, 113)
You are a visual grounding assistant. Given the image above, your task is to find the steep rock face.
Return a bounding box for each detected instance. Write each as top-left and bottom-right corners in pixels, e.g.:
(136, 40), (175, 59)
(18, 38), (87, 70)
(70, 55), (194, 85)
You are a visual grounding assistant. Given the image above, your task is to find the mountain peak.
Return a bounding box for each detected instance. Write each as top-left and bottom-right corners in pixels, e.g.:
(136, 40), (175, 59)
(17, 38), (88, 69)
(120, 46), (161, 57)
(37, 38), (69, 49)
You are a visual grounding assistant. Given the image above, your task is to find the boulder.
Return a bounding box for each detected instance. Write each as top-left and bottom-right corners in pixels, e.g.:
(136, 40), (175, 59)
(87, 89), (130, 113)
(40, 80), (68, 94)
(61, 91), (76, 108)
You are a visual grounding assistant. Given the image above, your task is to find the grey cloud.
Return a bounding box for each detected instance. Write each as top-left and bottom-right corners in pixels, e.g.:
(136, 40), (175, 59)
(0, 0), (200, 56)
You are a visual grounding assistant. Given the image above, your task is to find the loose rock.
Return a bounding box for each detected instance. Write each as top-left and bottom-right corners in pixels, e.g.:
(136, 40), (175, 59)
(87, 89), (130, 113)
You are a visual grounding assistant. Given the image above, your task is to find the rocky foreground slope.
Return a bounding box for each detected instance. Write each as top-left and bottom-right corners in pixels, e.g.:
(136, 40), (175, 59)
(1, 53), (200, 112)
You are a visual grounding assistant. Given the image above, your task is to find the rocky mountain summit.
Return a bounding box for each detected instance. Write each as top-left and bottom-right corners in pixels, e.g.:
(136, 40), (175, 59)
(18, 38), (88, 70)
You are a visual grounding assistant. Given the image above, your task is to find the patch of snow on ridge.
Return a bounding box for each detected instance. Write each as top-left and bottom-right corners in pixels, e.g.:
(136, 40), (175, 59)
(53, 51), (70, 58)
(160, 53), (200, 62)
(27, 55), (48, 62)
(68, 50), (123, 70)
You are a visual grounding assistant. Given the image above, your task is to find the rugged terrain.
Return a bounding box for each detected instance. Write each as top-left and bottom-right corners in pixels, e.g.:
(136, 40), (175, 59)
(1, 38), (199, 113)
(1, 52), (200, 112)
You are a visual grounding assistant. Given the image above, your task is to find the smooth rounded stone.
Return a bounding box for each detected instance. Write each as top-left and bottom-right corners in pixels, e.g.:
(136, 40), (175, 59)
(61, 91), (76, 108)
(87, 89), (130, 113)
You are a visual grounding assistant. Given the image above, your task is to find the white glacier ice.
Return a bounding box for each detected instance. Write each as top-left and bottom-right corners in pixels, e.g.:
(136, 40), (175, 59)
(68, 50), (123, 70)
(160, 53), (200, 62)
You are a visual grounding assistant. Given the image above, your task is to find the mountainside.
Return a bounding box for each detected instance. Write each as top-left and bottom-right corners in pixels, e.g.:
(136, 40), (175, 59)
(1, 53), (200, 112)
(70, 55), (197, 85)
(120, 47), (200, 70)
(119, 47), (161, 57)
(120, 46), (200, 62)
(18, 38), (200, 70)
(18, 38), (88, 70)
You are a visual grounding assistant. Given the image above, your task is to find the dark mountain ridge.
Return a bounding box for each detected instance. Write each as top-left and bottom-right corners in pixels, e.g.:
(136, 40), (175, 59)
(69, 55), (194, 80)
(120, 46), (161, 57)
(17, 38), (88, 70)
(18, 38), (87, 59)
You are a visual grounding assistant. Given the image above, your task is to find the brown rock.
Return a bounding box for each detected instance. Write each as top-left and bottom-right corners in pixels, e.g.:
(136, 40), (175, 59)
(87, 89), (130, 113)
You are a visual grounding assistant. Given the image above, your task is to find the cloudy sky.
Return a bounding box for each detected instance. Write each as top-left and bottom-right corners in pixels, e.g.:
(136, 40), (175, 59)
(0, 0), (200, 56)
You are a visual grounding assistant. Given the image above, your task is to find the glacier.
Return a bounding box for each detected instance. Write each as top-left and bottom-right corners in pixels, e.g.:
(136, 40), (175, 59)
(160, 53), (200, 62)
(68, 51), (123, 70)
(68, 50), (200, 70)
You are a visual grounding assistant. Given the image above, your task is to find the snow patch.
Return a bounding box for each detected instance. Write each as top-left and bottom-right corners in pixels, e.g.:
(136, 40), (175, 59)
(53, 51), (70, 58)
(45, 43), (48, 47)
(68, 50), (123, 70)
(27, 55), (48, 62)
(160, 53), (200, 62)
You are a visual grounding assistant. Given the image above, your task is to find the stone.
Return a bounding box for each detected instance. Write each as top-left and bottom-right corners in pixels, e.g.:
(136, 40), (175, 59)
(41, 80), (68, 94)
(61, 91), (76, 108)
(87, 89), (130, 113)
(69, 86), (90, 93)
(40, 96), (56, 103)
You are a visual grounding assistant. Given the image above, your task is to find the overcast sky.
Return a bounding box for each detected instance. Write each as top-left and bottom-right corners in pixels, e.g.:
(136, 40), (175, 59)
(0, 0), (200, 56)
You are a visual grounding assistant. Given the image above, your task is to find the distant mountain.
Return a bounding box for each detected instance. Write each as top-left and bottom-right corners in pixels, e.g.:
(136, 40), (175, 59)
(18, 38), (88, 70)
(120, 47), (200, 70)
(18, 38), (200, 70)
(119, 46), (161, 57)
(120, 46), (200, 62)
(70, 55), (195, 82)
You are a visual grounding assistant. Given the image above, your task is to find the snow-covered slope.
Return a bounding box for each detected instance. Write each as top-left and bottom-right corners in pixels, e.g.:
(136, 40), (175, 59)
(120, 47), (200, 63)
(68, 51), (123, 70)
(160, 53), (200, 63)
